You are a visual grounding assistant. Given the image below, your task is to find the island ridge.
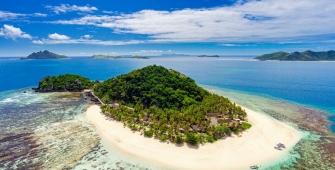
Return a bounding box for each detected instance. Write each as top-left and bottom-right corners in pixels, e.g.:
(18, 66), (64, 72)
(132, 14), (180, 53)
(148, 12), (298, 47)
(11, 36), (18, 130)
(22, 50), (68, 59)
(255, 50), (335, 61)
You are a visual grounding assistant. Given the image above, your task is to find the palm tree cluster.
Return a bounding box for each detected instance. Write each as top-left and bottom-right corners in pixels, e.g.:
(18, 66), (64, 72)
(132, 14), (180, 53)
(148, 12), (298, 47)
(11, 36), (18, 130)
(100, 93), (249, 145)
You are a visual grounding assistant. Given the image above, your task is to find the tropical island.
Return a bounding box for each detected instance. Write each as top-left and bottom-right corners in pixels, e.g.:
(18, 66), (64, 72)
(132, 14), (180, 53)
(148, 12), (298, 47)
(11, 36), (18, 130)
(36, 65), (250, 145)
(94, 65), (249, 145)
(255, 50), (335, 61)
(198, 55), (220, 57)
(132, 55), (149, 59)
(21, 50), (68, 59)
(90, 54), (122, 59)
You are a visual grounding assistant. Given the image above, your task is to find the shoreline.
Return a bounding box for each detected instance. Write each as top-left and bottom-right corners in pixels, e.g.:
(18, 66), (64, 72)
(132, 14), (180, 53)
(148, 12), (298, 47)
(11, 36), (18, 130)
(84, 104), (303, 170)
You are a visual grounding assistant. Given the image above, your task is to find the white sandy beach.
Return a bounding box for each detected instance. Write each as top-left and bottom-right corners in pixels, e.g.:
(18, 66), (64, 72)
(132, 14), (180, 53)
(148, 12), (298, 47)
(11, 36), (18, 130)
(85, 105), (302, 170)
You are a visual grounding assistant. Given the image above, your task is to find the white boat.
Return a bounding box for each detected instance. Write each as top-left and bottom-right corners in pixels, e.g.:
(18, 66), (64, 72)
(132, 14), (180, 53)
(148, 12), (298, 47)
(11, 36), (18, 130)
(250, 165), (259, 169)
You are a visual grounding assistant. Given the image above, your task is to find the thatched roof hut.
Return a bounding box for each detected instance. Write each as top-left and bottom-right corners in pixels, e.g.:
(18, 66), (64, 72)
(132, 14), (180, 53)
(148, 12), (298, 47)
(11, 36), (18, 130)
(217, 118), (231, 124)
(109, 103), (120, 109)
(191, 125), (200, 132)
(142, 115), (149, 121)
(209, 117), (218, 126)
(206, 113), (217, 118)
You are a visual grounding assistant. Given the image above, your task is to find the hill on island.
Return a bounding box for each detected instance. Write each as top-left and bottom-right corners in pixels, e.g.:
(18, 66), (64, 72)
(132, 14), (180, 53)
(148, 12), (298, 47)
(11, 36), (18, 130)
(94, 65), (208, 109)
(23, 50), (68, 59)
(255, 50), (335, 61)
(94, 65), (250, 145)
(91, 54), (122, 59)
(36, 74), (93, 92)
(198, 55), (219, 57)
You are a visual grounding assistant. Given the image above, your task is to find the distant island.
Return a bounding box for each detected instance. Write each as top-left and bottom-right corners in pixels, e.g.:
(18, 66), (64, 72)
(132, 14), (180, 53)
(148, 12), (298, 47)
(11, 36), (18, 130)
(198, 55), (220, 58)
(132, 56), (149, 59)
(21, 50), (68, 59)
(91, 54), (122, 59)
(37, 65), (251, 145)
(255, 50), (335, 61)
(90, 55), (149, 59)
(160, 53), (190, 57)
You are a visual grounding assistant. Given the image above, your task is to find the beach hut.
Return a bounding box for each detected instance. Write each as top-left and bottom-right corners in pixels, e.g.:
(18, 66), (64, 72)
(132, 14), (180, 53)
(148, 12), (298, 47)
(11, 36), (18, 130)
(209, 117), (218, 126)
(217, 118), (231, 124)
(109, 103), (120, 109)
(142, 115), (149, 122)
(191, 125), (200, 132)
(113, 103), (120, 108)
(206, 113), (217, 118)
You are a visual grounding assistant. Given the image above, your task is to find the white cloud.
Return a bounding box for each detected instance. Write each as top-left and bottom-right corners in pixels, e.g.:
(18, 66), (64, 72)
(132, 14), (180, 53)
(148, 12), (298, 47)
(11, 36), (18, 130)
(102, 10), (114, 14)
(32, 40), (44, 44)
(33, 36), (143, 46)
(46, 4), (98, 14)
(0, 24), (32, 39)
(0, 10), (48, 21)
(81, 34), (92, 39)
(51, 0), (335, 43)
(131, 50), (163, 54)
(220, 44), (240, 47)
(33, 13), (47, 17)
(0, 11), (25, 20)
(219, 43), (257, 47)
(48, 33), (70, 40)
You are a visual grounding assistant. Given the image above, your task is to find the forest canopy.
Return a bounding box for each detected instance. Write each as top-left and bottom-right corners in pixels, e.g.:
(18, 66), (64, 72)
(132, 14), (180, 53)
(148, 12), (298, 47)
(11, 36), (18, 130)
(255, 50), (335, 61)
(37, 74), (93, 91)
(94, 65), (209, 109)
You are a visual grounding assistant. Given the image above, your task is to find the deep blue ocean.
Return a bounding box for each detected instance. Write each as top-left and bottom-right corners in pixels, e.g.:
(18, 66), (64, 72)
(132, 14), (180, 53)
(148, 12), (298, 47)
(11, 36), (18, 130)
(1, 56), (335, 131)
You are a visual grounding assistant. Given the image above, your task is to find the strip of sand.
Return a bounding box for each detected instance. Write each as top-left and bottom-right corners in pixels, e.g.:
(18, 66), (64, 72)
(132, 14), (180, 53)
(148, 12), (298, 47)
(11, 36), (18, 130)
(85, 105), (302, 170)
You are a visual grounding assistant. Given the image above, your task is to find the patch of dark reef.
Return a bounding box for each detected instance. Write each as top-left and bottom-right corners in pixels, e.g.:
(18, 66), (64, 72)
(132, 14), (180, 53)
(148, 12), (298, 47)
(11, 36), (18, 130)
(0, 90), (99, 169)
(260, 104), (335, 169)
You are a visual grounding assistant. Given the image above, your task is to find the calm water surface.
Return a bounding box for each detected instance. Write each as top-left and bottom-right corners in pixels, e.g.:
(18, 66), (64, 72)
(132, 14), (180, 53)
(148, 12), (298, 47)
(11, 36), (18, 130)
(1, 56), (334, 112)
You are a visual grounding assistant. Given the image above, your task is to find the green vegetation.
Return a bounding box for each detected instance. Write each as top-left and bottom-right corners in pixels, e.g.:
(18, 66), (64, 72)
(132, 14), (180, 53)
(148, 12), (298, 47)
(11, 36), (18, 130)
(94, 65), (208, 108)
(198, 55), (219, 57)
(159, 134), (169, 141)
(91, 54), (122, 59)
(37, 74), (93, 91)
(144, 130), (154, 137)
(255, 50), (335, 61)
(186, 133), (199, 145)
(175, 135), (184, 144)
(241, 122), (252, 130)
(132, 55), (150, 59)
(96, 65), (249, 145)
(23, 50), (68, 59)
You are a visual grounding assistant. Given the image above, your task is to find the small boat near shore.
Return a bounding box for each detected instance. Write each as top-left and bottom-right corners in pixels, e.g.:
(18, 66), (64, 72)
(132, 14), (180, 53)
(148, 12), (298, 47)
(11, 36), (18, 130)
(275, 143), (285, 150)
(277, 143), (286, 148)
(274, 146), (282, 150)
(250, 165), (259, 169)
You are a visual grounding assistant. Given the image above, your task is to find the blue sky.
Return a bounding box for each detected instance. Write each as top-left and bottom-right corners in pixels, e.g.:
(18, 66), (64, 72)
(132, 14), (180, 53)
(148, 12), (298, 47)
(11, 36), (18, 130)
(0, 0), (335, 56)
